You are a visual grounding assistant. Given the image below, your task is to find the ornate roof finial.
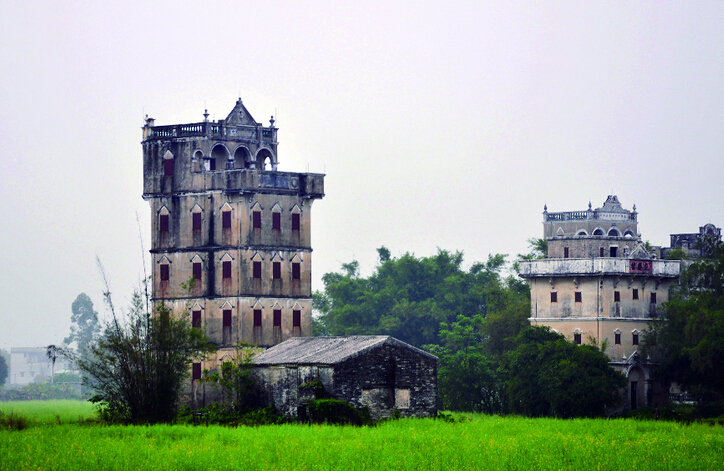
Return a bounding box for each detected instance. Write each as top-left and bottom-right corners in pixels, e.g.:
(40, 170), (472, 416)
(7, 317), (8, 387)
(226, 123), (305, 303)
(203, 109), (209, 122)
(588, 201), (592, 210)
(544, 204), (547, 212)
(270, 116), (275, 127)
(633, 204), (637, 212)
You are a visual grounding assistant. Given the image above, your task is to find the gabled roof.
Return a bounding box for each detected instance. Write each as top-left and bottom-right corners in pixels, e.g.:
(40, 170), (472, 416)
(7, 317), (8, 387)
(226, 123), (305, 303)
(629, 243), (654, 260)
(225, 98), (257, 126)
(253, 336), (437, 366)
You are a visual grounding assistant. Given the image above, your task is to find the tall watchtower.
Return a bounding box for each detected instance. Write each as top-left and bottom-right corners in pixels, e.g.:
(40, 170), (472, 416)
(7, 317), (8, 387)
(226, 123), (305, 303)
(518, 196), (679, 410)
(142, 100), (324, 361)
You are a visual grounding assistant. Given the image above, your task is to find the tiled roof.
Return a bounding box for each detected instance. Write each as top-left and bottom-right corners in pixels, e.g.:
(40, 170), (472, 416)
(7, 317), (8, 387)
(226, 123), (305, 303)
(253, 336), (437, 365)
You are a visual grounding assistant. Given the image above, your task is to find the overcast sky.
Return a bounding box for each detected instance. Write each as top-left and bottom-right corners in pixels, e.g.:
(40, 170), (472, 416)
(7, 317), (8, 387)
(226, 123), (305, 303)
(1, 1), (723, 351)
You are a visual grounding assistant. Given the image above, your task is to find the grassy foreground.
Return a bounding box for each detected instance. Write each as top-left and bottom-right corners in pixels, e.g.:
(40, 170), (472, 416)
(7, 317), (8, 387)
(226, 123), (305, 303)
(1, 401), (723, 470)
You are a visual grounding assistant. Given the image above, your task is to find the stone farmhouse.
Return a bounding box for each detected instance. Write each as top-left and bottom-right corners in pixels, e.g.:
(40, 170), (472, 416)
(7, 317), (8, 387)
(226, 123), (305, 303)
(251, 336), (438, 420)
(518, 196), (681, 410)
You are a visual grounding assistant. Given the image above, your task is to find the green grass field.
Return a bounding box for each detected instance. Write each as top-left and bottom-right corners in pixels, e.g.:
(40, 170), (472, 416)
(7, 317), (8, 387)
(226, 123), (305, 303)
(1, 401), (723, 470)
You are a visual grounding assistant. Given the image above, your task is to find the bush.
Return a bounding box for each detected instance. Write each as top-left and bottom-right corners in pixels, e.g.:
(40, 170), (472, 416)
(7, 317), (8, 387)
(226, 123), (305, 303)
(0, 410), (29, 431)
(0, 383), (81, 401)
(307, 399), (371, 425)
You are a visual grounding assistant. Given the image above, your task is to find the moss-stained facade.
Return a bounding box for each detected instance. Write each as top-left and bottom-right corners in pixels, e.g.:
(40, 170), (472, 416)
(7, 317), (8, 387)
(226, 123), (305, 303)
(518, 196), (680, 410)
(142, 101), (324, 401)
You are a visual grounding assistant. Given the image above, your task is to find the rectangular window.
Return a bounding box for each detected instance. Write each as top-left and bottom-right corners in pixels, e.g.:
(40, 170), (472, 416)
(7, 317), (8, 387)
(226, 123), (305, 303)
(273, 262), (281, 279)
(632, 333), (639, 346)
(160, 264), (169, 281)
(610, 247), (618, 257)
(614, 291), (620, 302)
(193, 262), (202, 281)
(615, 332), (621, 345)
(633, 289), (639, 300)
(164, 159), (174, 176)
(159, 214), (169, 233)
(292, 213), (300, 231)
(192, 363), (201, 380)
(253, 261), (262, 279)
(575, 292), (582, 303)
(223, 261), (232, 279)
(550, 292), (557, 303)
(254, 309), (262, 327)
(192, 212), (202, 231)
(273, 309), (282, 327)
(209, 158), (216, 171)
(600, 247), (604, 257)
(293, 310), (301, 327)
(192, 310), (201, 329)
(574, 332), (582, 345)
(222, 211), (231, 229)
(650, 292), (657, 304)
(272, 212), (281, 231)
(253, 211), (261, 229)
(223, 310), (232, 327)
(564, 247), (569, 258)
(292, 262), (301, 280)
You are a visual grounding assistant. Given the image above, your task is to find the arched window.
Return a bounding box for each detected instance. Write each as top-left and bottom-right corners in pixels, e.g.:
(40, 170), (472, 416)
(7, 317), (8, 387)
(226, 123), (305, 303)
(211, 144), (229, 171)
(608, 227), (621, 237)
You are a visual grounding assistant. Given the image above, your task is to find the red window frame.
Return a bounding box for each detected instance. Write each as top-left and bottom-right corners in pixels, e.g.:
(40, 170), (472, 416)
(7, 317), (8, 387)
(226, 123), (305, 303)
(253, 211), (261, 229)
(223, 310), (232, 327)
(192, 212), (202, 231)
(273, 262), (281, 279)
(192, 310), (201, 329)
(160, 264), (169, 281)
(164, 159), (174, 176)
(192, 363), (201, 380)
(222, 211), (231, 229)
(223, 261), (232, 279)
(193, 262), (202, 281)
(273, 309), (282, 327)
(272, 212), (281, 231)
(159, 214), (169, 233)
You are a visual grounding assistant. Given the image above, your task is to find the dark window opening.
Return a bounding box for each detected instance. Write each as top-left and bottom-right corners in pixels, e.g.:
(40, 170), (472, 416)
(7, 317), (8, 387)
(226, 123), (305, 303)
(254, 309), (262, 327)
(292, 262), (300, 280)
(192, 212), (202, 231)
(273, 262), (281, 279)
(223, 261), (232, 279)
(600, 247), (604, 257)
(615, 332), (621, 345)
(192, 363), (201, 380)
(253, 261), (262, 279)
(551, 292), (557, 303)
(192, 310), (201, 329)
(160, 264), (169, 281)
(564, 247), (569, 258)
(650, 292), (657, 304)
(292, 213), (300, 231)
(575, 292), (582, 303)
(223, 310), (232, 327)
(633, 333), (639, 345)
(164, 159), (174, 176)
(253, 211), (261, 229)
(610, 247), (618, 257)
(293, 310), (301, 327)
(614, 291), (620, 302)
(633, 289), (639, 300)
(209, 158), (216, 171)
(273, 309), (282, 327)
(159, 214), (169, 233)
(574, 332), (582, 345)
(193, 262), (202, 281)
(222, 211), (231, 229)
(272, 212), (281, 231)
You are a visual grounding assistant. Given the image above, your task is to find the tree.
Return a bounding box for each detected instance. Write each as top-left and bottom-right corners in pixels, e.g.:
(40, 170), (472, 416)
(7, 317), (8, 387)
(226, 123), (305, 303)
(425, 315), (501, 413)
(643, 237), (724, 411)
(64, 293), (100, 354)
(0, 353), (8, 386)
(314, 248), (527, 348)
(74, 273), (214, 424)
(503, 326), (625, 418)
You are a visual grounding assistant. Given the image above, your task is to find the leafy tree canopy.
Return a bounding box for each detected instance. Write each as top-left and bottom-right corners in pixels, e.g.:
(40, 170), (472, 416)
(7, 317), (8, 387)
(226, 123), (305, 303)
(503, 326), (626, 418)
(64, 293), (100, 354)
(643, 237), (724, 409)
(0, 353), (8, 386)
(314, 248), (528, 347)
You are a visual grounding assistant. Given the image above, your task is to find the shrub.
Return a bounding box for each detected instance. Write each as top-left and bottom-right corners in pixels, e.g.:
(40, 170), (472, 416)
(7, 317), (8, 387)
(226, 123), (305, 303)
(0, 410), (29, 431)
(307, 399), (371, 425)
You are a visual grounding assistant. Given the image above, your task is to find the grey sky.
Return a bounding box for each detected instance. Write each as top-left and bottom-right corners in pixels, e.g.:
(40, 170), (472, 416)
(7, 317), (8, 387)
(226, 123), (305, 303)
(1, 1), (723, 350)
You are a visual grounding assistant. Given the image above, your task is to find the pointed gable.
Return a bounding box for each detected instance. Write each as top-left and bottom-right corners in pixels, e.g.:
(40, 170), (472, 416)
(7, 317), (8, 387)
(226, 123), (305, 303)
(225, 98), (258, 126)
